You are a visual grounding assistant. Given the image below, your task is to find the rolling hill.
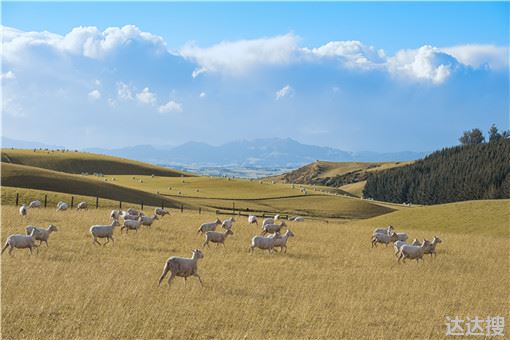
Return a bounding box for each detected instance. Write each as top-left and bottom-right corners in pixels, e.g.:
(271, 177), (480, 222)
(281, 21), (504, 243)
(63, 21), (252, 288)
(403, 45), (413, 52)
(1, 148), (191, 177)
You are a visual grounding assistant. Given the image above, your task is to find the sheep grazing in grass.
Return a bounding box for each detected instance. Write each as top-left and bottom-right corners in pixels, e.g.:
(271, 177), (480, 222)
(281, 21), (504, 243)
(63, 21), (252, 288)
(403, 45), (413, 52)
(292, 216), (305, 222)
(28, 200), (41, 208)
(158, 249), (204, 287)
(121, 217), (143, 233)
(262, 218), (275, 226)
(274, 214), (280, 220)
(110, 210), (122, 221)
(373, 225), (394, 235)
(19, 204), (28, 217)
(249, 234), (277, 253)
(203, 229), (234, 247)
(154, 207), (169, 217)
(398, 240), (431, 263)
(90, 220), (120, 246)
(395, 232), (408, 242)
(56, 202), (68, 211)
(261, 221), (287, 235)
(271, 230), (295, 253)
(25, 224), (58, 247)
(76, 202), (88, 210)
(371, 231), (399, 248)
(248, 215), (258, 225)
(197, 218), (222, 234)
(140, 214), (158, 227)
(393, 240), (408, 257)
(424, 236), (442, 257)
(2, 229), (38, 255)
(221, 217), (235, 230)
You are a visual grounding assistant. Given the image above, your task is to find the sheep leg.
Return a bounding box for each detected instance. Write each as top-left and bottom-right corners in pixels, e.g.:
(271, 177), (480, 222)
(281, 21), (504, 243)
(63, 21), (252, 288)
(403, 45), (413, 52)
(167, 272), (176, 287)
(8, 246), (14, 256)
(194, 273), (203, 287)
(44, 240), (49, 247)
(1, 243), (9, 255)
(93, 238), (102, 246)
(203, 240), (209, 247)
(110, 236), (115, 246)
(283, 245), (287, 253)
(103, 238), (110, 246)
(158, 263), (170, 286)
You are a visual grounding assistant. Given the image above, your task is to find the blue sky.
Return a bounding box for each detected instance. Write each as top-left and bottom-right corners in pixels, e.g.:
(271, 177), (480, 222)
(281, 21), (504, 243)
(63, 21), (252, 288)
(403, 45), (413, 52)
(1, 2), (509, 152)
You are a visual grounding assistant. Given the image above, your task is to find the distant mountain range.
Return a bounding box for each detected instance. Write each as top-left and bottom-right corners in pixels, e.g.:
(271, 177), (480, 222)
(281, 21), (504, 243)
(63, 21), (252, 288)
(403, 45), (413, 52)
(2, 136), (427, 168)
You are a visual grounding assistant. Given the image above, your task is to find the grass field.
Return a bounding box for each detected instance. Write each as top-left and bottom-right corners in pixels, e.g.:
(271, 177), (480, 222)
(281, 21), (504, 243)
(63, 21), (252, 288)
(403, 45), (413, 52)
(1, 200), (508, 339)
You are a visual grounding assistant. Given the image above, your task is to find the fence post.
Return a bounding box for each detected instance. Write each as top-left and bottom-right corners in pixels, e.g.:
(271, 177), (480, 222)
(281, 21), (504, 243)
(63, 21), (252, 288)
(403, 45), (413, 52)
(232, 202), (235, 214)
(161, 201), (164, 209)
(141, 202), (144, 211)
(96, 196), (99, 209)
(44, 194), (47, 208)
(15, 193), (19, 206)
(71, 196), (74, 208)
(199, 207), (201, 215)
(180, 204), (183, 213)
(119, 201), (122, 209)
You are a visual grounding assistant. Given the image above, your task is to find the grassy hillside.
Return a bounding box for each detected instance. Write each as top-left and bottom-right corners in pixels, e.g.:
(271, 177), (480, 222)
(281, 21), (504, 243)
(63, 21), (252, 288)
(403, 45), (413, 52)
(1, 148), (191, 177)
(271, 160), (412, 188)
(360, 199), (510, 238)
(1, 163), (187, 209)
(2, 202), (507, 338)
(339, 180), (366, 197)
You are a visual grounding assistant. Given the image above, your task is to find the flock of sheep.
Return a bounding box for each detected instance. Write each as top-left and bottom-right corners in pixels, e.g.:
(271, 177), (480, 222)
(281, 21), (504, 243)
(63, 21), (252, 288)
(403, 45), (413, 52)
(3, 201), (304, 288)
(371, 225), (443, 263)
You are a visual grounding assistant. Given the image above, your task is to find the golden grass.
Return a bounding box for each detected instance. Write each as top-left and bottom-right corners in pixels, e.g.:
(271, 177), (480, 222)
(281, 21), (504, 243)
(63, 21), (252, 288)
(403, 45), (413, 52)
(340, 181), (367, 198)
(2, 201), (508, 339)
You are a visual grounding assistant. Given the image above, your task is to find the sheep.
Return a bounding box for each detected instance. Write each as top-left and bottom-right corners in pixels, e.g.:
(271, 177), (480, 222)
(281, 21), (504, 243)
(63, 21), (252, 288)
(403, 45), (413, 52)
(121, 217), (143, 233)
(158, 249), (204, 287)
(140, 214), (158, 227)
(56, 202), (68, 211)
(154, 207), (169, 217)
(249, 234), (277, 253)
(25, 224), (58, 247)
(398, 240), (431, 263)
(393, 240), (408, 257)
(123, 213), (141, 221)
(90, 220), (120, 246)
(274, 214), (280, 220)
(28, 200), (41, 208)
(293, 216), (305, 222)
(110, 210), (122, 220)
(2, 229), (38, 255)
(126, 208), (139, 216)
(423, 236), (442, 257)
(371, 231), (399, 247)
(395, 232), (408, 242)
(19, 204), (28, 217)
(262, 218), (275, 226)
(203, 229), (234, 247)
(197, 218), (222, 234)
(411, 238), (421, 246)
(261, 221), (287, 235)
(247, 215), (258, 225)
(373, 225), (394, 235)
(271, 230), (295, 253)
(76, 201), (88, 210)
(221, 217), (235, 230)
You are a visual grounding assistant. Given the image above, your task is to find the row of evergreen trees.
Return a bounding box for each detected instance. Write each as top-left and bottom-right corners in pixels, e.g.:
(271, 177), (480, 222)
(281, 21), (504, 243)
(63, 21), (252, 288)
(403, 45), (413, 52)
(363, 125), (510, 204)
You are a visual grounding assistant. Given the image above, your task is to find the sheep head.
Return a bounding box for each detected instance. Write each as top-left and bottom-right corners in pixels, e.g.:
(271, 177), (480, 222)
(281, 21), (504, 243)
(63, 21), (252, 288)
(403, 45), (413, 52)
(48, 224), (58, 232)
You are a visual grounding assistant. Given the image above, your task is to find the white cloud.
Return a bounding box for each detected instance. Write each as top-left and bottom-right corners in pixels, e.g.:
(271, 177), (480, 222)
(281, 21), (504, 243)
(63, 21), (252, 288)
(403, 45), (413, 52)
(117, 82), (133, 100)
(1, 71), (16, 80)
(136, 87), (157, 105)
(276, 85), (294, 100)
(88, 89), (101, 101)
(158, 100), (183, 113)
(199, 92), (206, 98)
(179, 33), (299, 77)
(441, 44), (509, 70)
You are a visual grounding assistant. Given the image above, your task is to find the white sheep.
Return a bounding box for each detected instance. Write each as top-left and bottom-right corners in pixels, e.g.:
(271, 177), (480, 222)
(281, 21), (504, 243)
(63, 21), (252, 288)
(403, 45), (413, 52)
(25, 224), (58, 247)
(411, 238), (421, 246)
(2, 229), (38, 255)
(221, 217), (235, 230)
(56, 202), (68, 211)
(274, 214), (280, 220)
(395, 232), (408, 242)
(262, 221), (287, 235)
(262, 218), (275, 226)
(373, 225), (394, 235)
(140, 214), (158, 227)
(121, 217), (143, 233)
(126, 208), (139, 215)
(197, 218), (222, 234)
(19, 204), (28, 217)
(28, 200), (41, 208)
(247, 215), (258, 225)
(158, 249), (204, 287)
(393, 240), (408, 257)
(154, 207), (169, 217)
(249, 234), (277, 253)
(271, 230), (295, 253)
(203, 229), (234, 247)
(371, 231), (399, 247)
(110, 210), (122, 220)
(293, 216), (305, 222)
(123, 213), (141, 221)
(90, 220), (120, 246)
(424, 236), (442, 257)
(398, 240), (431, 263)
(76, 201), (88, 210)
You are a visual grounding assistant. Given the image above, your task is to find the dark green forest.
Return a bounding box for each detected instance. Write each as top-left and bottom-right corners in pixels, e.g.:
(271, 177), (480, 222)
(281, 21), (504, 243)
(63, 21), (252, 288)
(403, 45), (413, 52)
(363, 131), (510, 205)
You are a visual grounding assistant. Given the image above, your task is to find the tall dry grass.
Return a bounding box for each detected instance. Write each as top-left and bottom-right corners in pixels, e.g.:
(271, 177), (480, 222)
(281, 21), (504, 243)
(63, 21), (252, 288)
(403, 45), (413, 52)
(1, 205), (508, 339)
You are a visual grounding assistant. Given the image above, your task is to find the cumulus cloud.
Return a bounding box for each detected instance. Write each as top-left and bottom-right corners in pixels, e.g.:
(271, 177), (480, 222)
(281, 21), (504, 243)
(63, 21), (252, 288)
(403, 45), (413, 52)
(88, 89), (101, 101)
(1, 71), (16, 80)
(276, 85), (294, 100)
(179, 33), (300, 77)
(441, 44), (509, 70)
(117, 82), (133, 100)
(199, 92), (206, 98)
(158, 100), (183, 113)
(136, 87), (156, 105)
